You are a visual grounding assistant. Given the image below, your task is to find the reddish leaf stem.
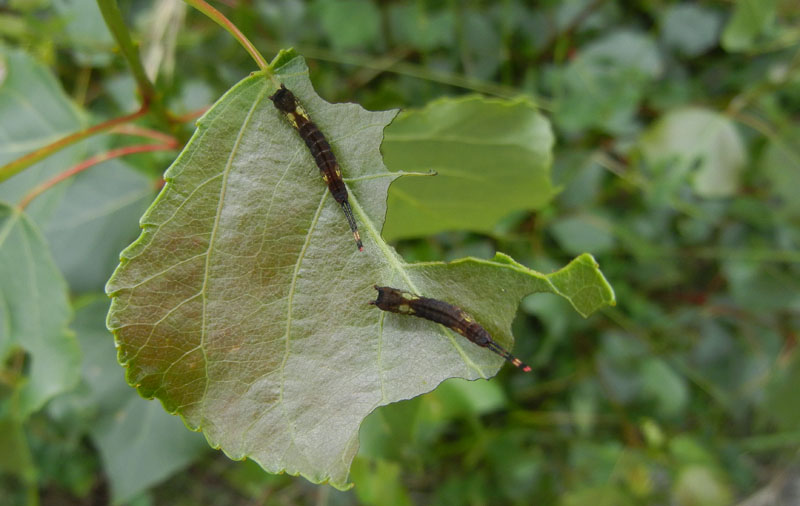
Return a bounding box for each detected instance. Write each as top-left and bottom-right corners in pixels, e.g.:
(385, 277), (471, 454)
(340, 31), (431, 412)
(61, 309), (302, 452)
(172, 106), (210, 124)
(110, 124), (180, 145)
(18, 142), (177, 210)
(0, 105), (148, 184)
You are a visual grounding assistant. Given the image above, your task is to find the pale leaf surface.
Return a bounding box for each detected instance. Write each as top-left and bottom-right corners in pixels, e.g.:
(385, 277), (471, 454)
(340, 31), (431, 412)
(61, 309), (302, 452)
(107, 53), (614, 488)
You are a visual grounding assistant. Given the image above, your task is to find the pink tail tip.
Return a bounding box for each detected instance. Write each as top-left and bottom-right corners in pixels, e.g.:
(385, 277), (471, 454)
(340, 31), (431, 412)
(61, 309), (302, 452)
(522, 366), (532, 372)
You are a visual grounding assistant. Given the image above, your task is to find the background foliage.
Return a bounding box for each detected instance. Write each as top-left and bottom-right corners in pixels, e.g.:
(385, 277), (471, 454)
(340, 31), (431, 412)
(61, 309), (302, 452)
(1, 0), (799, 504)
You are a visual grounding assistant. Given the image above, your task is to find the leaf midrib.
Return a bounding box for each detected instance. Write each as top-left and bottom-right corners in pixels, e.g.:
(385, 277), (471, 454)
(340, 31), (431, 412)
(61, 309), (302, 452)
(198, 81), (271, 422)
(349, 190), (488, 378)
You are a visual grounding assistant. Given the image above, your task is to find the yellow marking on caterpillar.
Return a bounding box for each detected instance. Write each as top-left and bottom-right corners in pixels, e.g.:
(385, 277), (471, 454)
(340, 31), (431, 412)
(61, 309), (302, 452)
(401, 292), (418, 301)
(322, 173), (330, 183)
(398, 304), (410, 314)
(294, 106), (310, 121)
(335, 168), (342, 178)
(286, 113), (299, 129)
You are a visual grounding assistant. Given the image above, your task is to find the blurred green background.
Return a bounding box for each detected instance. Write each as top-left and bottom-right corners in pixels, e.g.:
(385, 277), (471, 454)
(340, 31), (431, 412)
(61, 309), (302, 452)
(1, 0), (800, 504)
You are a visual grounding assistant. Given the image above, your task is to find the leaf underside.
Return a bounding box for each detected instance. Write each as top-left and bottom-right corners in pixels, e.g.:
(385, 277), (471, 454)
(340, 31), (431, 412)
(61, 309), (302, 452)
(106, 53), (615, 488)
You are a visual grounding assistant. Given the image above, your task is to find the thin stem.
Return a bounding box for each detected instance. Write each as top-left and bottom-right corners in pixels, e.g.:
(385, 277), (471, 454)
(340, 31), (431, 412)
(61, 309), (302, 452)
(96, 0), (171, 125)
(18, 143), (176, 210)
(0, 106), (148, 184)
(173, 106), (210, 124)
(726, 47), (800, 115)
(182, 0), (272, 79)
(259, 41), (542, 106)
(731, 111), (800, 168)
(110, 124), (180, 145)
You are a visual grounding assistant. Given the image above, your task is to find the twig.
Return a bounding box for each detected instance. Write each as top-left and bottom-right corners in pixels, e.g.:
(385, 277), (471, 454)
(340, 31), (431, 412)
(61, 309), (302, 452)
(182, 0), (273, 81)
(172, 106), (210, 124)
(110, 124), (180, 145)
(0, 105), (148, 183)
(96, 0), (171, 126)
(18, 143), (177, 210)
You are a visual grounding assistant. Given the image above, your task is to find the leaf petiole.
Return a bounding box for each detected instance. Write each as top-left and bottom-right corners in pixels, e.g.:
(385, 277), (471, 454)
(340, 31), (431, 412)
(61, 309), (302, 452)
(182, 0), (274, 81)
(0, 105), (148, 184)
(18, 142), (177, 210)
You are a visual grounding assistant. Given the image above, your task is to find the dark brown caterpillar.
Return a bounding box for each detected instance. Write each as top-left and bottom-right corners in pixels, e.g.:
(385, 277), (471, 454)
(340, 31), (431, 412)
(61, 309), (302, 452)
(269, 84), (363, 251)
(370, 285), (532, 372)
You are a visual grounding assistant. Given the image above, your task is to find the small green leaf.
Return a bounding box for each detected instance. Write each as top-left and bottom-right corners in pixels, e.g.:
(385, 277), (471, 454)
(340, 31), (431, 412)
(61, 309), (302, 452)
(553, 31), (662, 135)
(106, 54), (614, 488)
(673, 465), (732, 506)
(351, 457), (413, 506)
(42, 160), (152, 293)
(550, 214), (616, 255)
(313, 0), (381, 51)
(721, 0), (779, 52)
(562, 486), (636, 506)
(462, 9), (503, 79)
(640, 358), (688, 418)
(760, 129), (800, 217)
(660, 4), (721, 57)
(388, 4), (455, 51)
(52, 0), (115, 67)
(764, 350), (800, 430)
(0, 47), (86, 192)
(73, 297), (208, 504)
(432, 377), (507, 418)
(0, 203), (80, 418)
(639, 107), (746, 198)
(382, 95), (555, 240)
(0, 417), (36, 484)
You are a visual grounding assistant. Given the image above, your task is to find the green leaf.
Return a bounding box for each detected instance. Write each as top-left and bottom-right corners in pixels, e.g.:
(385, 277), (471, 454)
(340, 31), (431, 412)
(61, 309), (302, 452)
(350, 457), (413, 506)
(432, 377), (507, 418)
(382, 95), (555, 241)
(660, 4), (721, 57)
(721, 0), (778, 52)
(0, 47), (86, 189)
(760, 129), (800, 217)
(0, 47), (153, 293)
(0, 203), (81, 418)
(562, 486), (635, 506)
(462, 9), (503, 80)
(673, 465), (732, 506)
(52, 0), (115, 67)
(640, 358), (688, 418)
(550, 214), (616, 255)
(41, 160), (152, 293)
(765, 349), (800, 430)
(0, 417), (36, 484)
(72, 297), (209, 504)
(639, 107), (746, 198)
(388, 4), (455, 51)
(106, 54), (615, 488)
(313, 0), (381, 51)
(553, 30), (663, 135)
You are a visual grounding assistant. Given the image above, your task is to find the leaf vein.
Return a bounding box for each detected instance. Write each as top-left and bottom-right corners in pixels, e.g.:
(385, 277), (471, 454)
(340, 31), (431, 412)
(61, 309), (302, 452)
(198, 83), (272, 424)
